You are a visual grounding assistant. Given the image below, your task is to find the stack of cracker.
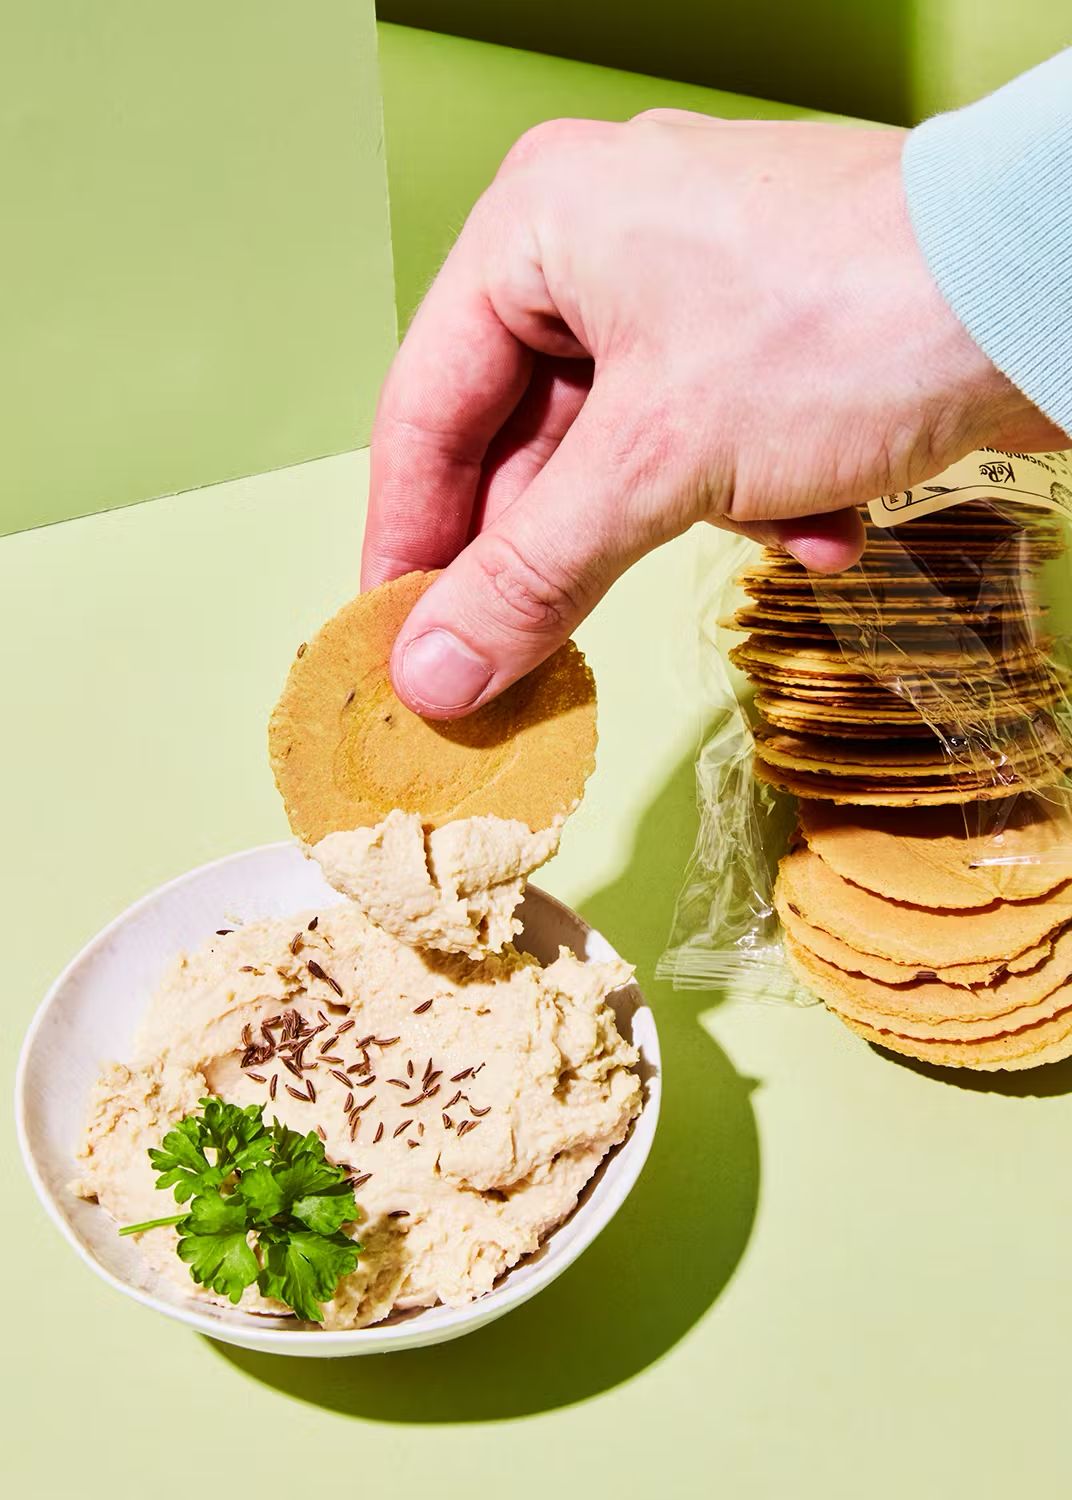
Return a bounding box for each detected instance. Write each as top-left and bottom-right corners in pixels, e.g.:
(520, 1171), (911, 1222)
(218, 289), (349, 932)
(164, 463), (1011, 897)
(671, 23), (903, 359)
(727, 503), (1070, 804)
(725, 503), (1072, 1070)
(778, 798), (1072, 1070)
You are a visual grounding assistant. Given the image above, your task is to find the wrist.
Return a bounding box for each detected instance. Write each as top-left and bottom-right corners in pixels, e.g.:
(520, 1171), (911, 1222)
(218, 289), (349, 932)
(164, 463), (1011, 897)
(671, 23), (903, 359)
(883, 139), (1061, 467)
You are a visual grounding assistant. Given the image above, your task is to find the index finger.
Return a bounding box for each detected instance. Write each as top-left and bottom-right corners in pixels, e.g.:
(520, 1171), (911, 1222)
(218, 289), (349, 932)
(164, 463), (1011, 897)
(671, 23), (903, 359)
(362, 227), (533, 589)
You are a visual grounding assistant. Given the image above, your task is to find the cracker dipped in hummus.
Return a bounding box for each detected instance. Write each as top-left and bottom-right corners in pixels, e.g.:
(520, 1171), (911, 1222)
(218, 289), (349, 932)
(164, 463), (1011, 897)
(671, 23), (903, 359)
(75, 575), (643, 1327)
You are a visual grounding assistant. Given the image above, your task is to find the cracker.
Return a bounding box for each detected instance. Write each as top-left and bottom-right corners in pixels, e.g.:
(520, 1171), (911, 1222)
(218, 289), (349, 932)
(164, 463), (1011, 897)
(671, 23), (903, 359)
(753, 698), (1053, 739)
(729, 638), (1049, 677)
(798, 798), (1072, 906)
(738, 657), (1059, 689)
(775, 842), (1072, 965)
(785, 927), (1072, 1029)
(721, 615), (840, 641)
(747, 668), (1065, 700)
(756, 729), (977, 776)
(758, 710), (938, 740)
(736, 599), (1042, 624)
(774, 888), (1048, 986)
(749, 682), (1063, 721)
(754, 726), (1067, 782)
(755, 759), (1068, 806)
(1007, 939), (1058, 974)
(754, 681), (1062, 713)
(756, 697), (936, 721)
(269, 572), (597, 843)
(835, 1006), (1072, 1071)
(742, 569), (1042, 590)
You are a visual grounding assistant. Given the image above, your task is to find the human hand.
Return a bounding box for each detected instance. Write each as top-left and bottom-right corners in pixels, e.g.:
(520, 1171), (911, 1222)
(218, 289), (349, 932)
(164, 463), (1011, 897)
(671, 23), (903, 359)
(363, 113), (1061, 718)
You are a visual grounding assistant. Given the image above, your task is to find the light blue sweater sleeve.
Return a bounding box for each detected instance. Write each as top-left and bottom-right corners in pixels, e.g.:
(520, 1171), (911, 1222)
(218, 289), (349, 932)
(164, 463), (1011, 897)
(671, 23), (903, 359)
(903, 49), (1072, 438)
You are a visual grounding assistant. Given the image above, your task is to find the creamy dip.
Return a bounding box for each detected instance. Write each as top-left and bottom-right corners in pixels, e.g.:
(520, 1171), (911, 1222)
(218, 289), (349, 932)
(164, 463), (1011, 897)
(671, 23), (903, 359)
(76, 901), (641, 1327)
(311, 811), (561, 958)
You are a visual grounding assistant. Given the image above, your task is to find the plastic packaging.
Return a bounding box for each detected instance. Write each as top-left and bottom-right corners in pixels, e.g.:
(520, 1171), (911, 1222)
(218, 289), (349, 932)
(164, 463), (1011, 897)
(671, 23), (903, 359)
(658, 470), (1072, 998)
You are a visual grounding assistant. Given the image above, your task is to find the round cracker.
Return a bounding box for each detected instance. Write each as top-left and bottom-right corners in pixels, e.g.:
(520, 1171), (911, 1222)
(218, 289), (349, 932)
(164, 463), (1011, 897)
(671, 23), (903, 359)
(729, 638), (1049, 677)
(754, 758), (1068, 807)
(798, 798), (1072, 907)
(742, 571), (1043, 591)
(834, 1006), (1072, 1071)
(730, 612), (1042, 649)
(753, 728), (1069, 790)
(754, 685), (1062, 718)
(269, 572), (597, 843)
(785, 927), (1072, 1029)
(754, 705), (1057, 734)
(735, 601), (1043, 625)
(753, 704), (1048, 740)
(775, 842), (1072, 966)
(755, 729), (991, 778)
(757, 709), (939, 740)
(747, 668), (1066, 701)
(737, 659), (1061, 694)
(773, 887), (1047, 987)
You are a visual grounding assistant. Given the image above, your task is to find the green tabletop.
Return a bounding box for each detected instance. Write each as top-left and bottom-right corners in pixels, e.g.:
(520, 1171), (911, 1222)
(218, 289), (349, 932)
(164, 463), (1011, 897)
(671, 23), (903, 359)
(6, 26), (1072, 1500)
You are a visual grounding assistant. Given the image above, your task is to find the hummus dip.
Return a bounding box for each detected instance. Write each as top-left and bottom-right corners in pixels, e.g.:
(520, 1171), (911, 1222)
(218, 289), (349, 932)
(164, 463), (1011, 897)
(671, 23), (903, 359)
(76, 898), (641, 1327)
(311, 811), (561, 958)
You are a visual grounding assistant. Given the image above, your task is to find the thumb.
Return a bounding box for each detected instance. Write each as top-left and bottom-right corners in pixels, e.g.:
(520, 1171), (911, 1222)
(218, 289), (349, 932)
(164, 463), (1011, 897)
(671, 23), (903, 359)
(709, 507), (867, 572)
(388, 388), (672, 718)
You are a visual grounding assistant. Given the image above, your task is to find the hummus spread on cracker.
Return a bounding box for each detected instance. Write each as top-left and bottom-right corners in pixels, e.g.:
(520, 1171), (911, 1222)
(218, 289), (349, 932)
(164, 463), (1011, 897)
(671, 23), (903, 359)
(311, 810), (562, 958)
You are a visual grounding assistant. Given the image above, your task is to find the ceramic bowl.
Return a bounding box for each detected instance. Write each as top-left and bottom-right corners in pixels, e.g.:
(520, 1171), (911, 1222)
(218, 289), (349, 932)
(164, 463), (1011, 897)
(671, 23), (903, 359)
(15, 842), (660, 1357)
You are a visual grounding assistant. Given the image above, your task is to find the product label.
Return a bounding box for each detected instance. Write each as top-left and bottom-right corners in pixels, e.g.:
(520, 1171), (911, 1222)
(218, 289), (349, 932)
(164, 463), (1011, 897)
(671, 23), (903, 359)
(868, 448), (1072, 527)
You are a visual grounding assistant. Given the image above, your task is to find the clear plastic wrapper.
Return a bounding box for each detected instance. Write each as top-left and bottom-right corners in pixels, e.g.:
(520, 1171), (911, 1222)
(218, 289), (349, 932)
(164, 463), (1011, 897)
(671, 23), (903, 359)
(658, 491), (1072, 1002)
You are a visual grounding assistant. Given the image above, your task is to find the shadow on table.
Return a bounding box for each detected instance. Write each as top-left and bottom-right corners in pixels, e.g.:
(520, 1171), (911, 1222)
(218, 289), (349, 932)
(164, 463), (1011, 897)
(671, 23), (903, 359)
(211, 754), (761, 1420)
(871, 1046), (1072, 1098)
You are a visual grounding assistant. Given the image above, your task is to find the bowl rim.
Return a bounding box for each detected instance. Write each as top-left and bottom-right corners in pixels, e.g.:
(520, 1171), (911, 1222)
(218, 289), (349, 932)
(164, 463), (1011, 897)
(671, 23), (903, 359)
(14, 840), (660, 1353)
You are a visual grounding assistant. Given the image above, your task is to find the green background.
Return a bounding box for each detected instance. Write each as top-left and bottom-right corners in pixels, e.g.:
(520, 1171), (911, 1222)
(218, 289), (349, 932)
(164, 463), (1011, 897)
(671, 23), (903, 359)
(6, 16), (1072, 1499)
(381, 0), (1070, 126)
(378, 23), (840, 330)
(0, 1), (396, 537)
(9, 4), (1067, 537)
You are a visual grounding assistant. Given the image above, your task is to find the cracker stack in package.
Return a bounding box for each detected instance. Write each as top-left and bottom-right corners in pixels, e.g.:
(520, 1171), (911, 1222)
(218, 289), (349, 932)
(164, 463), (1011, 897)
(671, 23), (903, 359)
(659, 448), (1072, 1072)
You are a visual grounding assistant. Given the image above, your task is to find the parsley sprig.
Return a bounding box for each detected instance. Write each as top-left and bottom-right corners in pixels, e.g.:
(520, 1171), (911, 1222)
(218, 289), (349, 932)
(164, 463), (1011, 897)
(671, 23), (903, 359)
(121, 1098), (361, 1322)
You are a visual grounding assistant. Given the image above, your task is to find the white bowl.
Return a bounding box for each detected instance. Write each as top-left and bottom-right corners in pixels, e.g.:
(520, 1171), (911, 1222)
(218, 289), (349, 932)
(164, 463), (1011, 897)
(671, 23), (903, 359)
(15, 842), (660, 1358)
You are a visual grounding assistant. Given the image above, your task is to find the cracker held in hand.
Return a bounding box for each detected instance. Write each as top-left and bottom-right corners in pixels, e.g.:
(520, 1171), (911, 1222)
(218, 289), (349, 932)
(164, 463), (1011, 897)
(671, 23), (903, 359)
(269, 572), (597, 845)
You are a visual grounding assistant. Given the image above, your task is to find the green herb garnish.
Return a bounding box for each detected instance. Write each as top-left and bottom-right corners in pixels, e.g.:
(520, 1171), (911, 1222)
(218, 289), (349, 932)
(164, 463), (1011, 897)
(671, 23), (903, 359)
(120, 1097), (361, 1321)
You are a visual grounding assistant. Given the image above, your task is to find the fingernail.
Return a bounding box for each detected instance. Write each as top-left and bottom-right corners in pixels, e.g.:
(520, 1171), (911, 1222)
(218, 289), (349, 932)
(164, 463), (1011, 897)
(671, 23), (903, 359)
(399, 630), (493, 711)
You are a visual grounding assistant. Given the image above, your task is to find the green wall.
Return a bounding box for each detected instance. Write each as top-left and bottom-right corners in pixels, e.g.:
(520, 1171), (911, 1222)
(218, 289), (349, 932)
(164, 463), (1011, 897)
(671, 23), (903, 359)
(378, 24), (840, 332)
(9, 5), (1064, 537)
(378, 1), (1070, 125)
(1, 1), (396, 536)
